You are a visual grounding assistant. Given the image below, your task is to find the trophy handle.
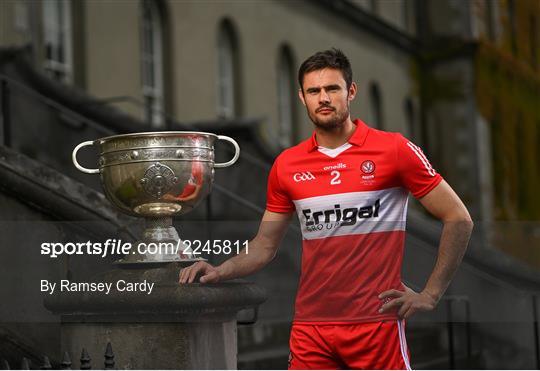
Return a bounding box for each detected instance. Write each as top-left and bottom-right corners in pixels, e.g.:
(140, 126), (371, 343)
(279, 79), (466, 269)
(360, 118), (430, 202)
(214, 135), (240, 168)
(72, 140), (100, 174)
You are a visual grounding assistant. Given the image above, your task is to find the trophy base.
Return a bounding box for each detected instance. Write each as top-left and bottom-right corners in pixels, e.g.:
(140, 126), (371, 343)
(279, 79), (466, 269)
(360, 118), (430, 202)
(134, 202), (183, 215)
(115, 216), (205, 266)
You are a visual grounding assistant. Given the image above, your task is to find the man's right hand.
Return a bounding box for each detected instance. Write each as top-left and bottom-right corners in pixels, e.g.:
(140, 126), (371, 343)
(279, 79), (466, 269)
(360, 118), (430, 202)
(178, 211), (293, 285)
(178, 261), (221, 284)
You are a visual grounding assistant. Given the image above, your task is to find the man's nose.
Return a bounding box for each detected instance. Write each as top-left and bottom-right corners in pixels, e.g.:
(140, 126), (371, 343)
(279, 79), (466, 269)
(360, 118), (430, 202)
(319, 89), (330, 104)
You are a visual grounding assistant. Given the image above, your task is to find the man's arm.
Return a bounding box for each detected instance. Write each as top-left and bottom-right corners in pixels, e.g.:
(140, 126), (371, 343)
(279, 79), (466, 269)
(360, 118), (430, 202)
(379, 179), (474, 319)
(178, 210), (293, 284)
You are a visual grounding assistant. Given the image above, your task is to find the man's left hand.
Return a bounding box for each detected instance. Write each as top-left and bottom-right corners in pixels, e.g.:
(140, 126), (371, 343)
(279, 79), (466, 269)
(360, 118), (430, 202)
(378, 284), (438, 319)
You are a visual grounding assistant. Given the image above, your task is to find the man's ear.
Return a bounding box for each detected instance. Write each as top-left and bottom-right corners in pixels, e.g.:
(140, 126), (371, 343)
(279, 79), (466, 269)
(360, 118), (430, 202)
(348, 82), (357, 102)
(298, 89), (306, 106)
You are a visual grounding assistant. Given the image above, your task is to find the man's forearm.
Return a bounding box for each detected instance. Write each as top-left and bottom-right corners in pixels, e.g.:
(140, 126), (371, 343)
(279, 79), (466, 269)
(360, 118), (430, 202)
(422, 220), (474, 302)
(215, 239), (275, 281)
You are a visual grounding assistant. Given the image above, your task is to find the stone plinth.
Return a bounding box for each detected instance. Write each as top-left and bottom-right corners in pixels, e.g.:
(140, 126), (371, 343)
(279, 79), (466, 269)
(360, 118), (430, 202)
(44, 264), (266, 369)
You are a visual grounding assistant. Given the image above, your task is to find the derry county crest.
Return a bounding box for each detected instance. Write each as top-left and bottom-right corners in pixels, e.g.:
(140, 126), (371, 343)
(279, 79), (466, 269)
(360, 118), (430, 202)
(360, 160), (376, 184)
(361, 160), (375, 174)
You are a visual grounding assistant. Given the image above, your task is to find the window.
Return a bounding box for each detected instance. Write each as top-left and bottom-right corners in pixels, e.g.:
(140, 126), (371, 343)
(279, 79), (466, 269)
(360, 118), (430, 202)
(140, 0), (164, 127)
(368, 82), (383, 129)
(404, 98), (415, 139)
(42, 0), (72, 83)
(216, 20), (239, 119)
(277, 45), (296, 148)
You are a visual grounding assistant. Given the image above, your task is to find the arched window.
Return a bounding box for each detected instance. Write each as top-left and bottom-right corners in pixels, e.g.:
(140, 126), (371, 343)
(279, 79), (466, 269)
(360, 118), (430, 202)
(404, 98), (415, 139)
(140, 0), (164, 127)
(277, 45), (296, 147)
(42, 0), (73, 83)
(368, 82), (383, 129)
(216, 20), (239, 119)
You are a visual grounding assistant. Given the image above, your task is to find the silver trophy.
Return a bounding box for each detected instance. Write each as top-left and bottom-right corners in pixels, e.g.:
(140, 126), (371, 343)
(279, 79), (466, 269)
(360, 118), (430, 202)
(72, 132), (240, 265)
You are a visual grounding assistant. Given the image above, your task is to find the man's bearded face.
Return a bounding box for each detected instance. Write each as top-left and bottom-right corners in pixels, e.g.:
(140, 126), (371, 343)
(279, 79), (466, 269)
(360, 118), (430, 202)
(300, 68), (352, 131)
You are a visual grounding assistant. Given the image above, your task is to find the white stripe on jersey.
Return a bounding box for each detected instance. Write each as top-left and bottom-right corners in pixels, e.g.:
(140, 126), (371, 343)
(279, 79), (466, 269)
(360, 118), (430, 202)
(317, 143), (353, 158)
(292, 187), (409, 240)
(398, 320), (412, 370)
(406, 142), (437, 177)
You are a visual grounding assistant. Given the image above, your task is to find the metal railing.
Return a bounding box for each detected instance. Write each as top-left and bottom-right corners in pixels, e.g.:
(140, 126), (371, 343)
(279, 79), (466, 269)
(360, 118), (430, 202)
(404, 280), (472, 369)
(408, 215), (540, 368)
(445, 295), (472, 369)
(1, 342), (115, 370)
(533, 295), (540, 369)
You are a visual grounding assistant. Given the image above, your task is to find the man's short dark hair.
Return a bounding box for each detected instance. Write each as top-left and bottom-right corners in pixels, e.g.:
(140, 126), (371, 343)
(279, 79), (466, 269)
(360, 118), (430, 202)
(298, 48), (353, 91)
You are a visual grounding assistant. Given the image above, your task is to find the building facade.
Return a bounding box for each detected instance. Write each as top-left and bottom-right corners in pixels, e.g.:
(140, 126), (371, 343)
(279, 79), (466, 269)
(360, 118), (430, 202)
(1, 0), (539, 263)
(0, 0), (418, 141)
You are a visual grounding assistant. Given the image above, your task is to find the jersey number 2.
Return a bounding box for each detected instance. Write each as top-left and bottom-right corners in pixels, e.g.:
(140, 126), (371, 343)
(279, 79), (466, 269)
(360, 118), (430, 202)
(330, 170), (341, 185)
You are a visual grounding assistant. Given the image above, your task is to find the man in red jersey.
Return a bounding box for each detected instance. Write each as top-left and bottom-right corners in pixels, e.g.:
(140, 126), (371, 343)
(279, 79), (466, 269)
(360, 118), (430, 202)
(179, 48), (473, 369)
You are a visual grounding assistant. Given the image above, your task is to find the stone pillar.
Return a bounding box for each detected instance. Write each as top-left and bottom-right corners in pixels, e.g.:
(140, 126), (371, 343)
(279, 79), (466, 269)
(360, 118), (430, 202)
(44, 264), (266, 369)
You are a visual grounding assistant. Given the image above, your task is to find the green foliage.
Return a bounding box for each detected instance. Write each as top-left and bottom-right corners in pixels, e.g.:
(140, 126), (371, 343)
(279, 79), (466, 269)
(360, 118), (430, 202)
(475, 42), (540, 220)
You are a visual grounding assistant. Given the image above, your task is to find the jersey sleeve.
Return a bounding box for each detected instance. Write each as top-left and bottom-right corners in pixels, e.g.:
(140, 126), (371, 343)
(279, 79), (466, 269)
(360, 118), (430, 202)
(396, 134), (443, 199)
(266, 156), (295, 213)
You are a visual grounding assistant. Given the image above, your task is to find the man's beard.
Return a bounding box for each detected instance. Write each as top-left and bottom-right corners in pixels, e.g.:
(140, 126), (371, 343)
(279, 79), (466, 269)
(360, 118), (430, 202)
(307, 104), (349, 131)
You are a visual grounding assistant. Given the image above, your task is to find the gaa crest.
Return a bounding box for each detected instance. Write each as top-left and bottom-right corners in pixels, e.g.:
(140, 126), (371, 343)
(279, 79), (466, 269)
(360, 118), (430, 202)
(140, 162), (179, 198)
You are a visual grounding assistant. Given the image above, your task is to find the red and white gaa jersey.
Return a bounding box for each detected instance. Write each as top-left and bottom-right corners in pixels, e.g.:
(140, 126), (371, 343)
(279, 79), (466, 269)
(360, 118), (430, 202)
(266, 119), (443, 323)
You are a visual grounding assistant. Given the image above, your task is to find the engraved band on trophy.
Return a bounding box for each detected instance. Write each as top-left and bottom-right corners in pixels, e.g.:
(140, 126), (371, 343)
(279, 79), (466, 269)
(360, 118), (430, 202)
(72, 132), (240, 265)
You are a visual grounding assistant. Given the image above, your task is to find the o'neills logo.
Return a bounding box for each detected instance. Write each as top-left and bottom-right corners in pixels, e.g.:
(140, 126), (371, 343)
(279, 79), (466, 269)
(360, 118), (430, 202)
(323, 163), (347, 171)
(293, 172), (316, 182)
(302, 199), (381, 230)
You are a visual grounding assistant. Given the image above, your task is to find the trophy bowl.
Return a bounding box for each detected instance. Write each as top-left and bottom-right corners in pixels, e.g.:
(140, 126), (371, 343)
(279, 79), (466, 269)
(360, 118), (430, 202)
(72, 131), (240, 265)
